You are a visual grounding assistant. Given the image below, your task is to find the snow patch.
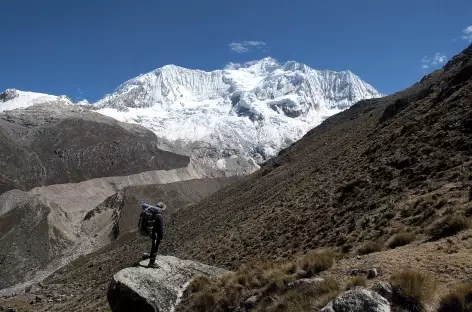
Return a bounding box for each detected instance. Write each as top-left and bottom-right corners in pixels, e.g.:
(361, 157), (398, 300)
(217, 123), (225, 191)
(0, 89), (72, 112)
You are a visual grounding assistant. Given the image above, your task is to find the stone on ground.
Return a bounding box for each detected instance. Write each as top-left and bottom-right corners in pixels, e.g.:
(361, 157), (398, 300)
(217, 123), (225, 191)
(321, 287), (390, 312)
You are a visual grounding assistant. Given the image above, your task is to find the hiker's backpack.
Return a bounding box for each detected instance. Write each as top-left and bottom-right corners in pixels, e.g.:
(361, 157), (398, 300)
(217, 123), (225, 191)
(138, 204), (159, 237)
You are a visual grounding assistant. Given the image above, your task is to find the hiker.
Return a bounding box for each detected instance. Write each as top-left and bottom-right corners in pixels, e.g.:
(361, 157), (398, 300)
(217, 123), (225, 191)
(138, 202), (165, 268)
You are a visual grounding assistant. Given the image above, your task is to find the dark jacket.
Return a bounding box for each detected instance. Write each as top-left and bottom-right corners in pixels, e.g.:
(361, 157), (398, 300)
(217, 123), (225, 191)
(152, 213), (164, 239)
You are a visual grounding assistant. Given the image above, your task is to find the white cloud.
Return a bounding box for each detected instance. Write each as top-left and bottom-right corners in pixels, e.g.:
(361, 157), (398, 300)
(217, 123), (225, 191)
(421, 53), (447, 70)
(225, 62), (242, 70)
(229, 41), (268, 53)
(432, 53), (447, 65)
(463, 25), (472, 42)
(421, 56), (430, 69)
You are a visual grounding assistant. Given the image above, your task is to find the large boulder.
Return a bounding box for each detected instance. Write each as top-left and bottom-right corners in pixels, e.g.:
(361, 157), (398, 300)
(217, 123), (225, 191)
(321, 287), (391, 312)
(107, 256), (227, 312)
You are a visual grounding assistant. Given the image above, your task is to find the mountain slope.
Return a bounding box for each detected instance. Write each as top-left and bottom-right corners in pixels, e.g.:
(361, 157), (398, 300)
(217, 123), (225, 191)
(154, 44), (472, 269)
(0, 101), (190, 193)
(0, 177), (237, 292)
(93, 58), (382, 173)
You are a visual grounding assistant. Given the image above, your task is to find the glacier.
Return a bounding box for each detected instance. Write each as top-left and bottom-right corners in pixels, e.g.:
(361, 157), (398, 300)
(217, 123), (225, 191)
(92, 57), (383, 174)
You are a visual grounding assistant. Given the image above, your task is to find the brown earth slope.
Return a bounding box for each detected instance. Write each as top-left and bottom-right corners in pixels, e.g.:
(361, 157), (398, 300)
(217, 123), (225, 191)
(0, 102), (189, 193)
(158, 44), (472, 269)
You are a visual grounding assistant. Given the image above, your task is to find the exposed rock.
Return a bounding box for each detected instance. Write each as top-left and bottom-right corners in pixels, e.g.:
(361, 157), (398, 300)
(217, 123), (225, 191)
(321, 288), (390, 312)
(372, 282), (392, 303)
(367, 268), (378, 279)
(350, 269), (362, 276)
(287, 277), (324, 289)
(243, 295), (258, 308)
(349, 268), (378, 279)
(107, 256), (227, 312)
(295, 269), (308, 279)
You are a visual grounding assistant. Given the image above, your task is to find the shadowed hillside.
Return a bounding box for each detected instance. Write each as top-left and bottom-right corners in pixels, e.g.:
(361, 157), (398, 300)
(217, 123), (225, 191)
(0, 103), (189, 193)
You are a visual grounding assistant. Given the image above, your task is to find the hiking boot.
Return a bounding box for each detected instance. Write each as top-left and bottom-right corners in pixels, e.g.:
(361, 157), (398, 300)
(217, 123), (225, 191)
(148, 261), (159, 268)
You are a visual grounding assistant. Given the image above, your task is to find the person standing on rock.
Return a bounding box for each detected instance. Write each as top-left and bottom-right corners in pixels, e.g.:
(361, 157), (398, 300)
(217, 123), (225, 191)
(139, 202), (165, 268)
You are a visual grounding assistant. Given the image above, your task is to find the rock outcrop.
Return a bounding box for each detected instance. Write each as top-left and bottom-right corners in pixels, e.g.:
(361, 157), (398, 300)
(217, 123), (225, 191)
(321, 287), (391, 312)
(107, 256), (227, 312)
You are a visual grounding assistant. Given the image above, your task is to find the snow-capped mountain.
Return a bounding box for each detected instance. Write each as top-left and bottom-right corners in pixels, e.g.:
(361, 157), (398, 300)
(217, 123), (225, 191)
(93, 57), (382, 173)
(0, 89), (71, 112)
(0, 58), (382, 174)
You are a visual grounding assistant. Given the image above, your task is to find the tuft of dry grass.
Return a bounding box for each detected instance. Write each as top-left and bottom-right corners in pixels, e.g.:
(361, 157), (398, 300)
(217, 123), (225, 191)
(263, 268), (296, 293)
(346, 276), (367, 290)
(390, 270), (436, 312)
(387, 232), (416, 249)
(257, 277), (340, 312)
(297, 249), (335, 277)
(192, 291), (216, 311)
(178, 249), (336, 312)
(187, 275), (211, 293)
(427, 215), (471, 240)
(437, 283), (472, 312)
(357, 241), (383, 255)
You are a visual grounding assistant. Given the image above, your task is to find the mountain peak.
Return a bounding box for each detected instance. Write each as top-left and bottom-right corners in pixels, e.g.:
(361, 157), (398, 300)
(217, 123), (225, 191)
(243, 57), (280, 74)
(0, 89), (71, 112)
(0, 89), (19, 102)
(93, 60), (382, 173)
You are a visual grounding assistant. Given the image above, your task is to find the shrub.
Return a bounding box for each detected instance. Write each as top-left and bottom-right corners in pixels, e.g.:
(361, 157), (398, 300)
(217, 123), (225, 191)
(260, 277), (340, 312)
(357, 241), (383, 255)
(178, 249), (337, 312)
(346, 276), (367, 290)
(387, 232), (416, 249)
(434, 198), (447, 209)
(312, 277), (340, 296)
(341, 243), (353, 254)
(264, 268), (296, 293)
(427, 215), (471, 240)
(188, 275), (211, 293)
(383, 211), (396, 220)
(464, 205), (472, 217)
(390, 270), (436, 311)
(437, 283), (472, 312)
(192, 291), (216, 312)
(297, 249), (335, 277)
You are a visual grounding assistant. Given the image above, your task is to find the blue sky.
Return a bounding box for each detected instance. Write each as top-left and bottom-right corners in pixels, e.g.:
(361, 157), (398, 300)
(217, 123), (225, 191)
(1, 0), (471, 102)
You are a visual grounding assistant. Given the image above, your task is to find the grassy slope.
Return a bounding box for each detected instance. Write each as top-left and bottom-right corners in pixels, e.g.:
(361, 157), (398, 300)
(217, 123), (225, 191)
(160, 44), (472, 270)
